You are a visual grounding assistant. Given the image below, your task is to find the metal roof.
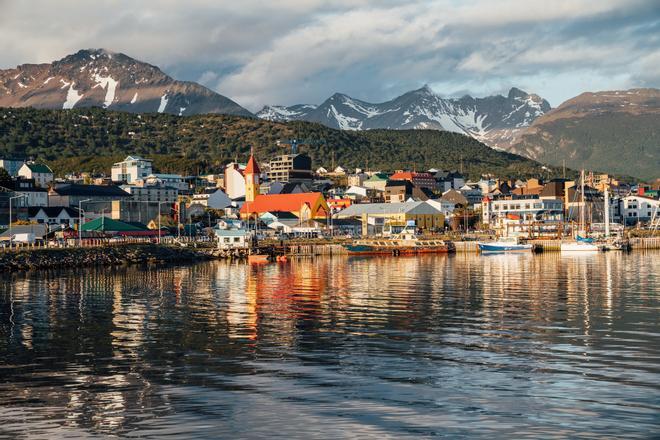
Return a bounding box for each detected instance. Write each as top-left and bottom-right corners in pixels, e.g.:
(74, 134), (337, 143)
(335, 201), (442, 217)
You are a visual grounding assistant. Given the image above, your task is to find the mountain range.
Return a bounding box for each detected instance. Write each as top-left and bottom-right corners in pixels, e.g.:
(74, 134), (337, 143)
(0, 49), (251, 117)
(0, 49), (657, 179)
(257, 86), (551, 150)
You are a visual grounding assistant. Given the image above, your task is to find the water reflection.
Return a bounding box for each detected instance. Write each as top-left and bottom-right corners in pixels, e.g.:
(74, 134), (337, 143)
(0, 252), (659, 438)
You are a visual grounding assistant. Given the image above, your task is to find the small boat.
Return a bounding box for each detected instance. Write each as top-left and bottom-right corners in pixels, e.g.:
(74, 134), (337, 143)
(248, 254), (270, 264)
(478, 237), (532, 253)
(560, 241), (599, 252)
(343, 227), (454, 256)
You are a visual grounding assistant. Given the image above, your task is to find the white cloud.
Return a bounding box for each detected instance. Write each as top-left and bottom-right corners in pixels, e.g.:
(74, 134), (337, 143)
(0, 0), (658, 110)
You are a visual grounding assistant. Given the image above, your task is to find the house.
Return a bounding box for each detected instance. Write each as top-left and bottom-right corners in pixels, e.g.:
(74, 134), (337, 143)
(28, 206), (80, 228)
(363, 173), (389, 192)
(425, 199), (457, 218)
(345, 185), (369, 199)
(390, 171), (436, 189)
(439, 189), (469, 207)
(0, 158), (25, 177)
(18, 163), (53, 188)
(385, 180), (432, 203)
(334, 201), (446, 235)
(619, 195), (660, 225)
(432, 171), (465, 192)
(241, 192), (330, 220)
(191, 188), (232, 209)
(347, 173), (369, 187)
(12, 178), (48, 207)
(215, 227), (252, 249)
(458, 184), (483, 206)
(332, 166), (347, 175)
(111, 156), (153, 183)
(315, 167), (329, 175)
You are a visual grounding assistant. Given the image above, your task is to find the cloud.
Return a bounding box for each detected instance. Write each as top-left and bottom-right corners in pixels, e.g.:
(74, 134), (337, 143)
(0, 0), (658, 110)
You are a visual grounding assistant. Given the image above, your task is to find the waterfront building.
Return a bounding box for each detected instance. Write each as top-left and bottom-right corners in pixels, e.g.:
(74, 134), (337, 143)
(334, 201), (445, 235)
(28, 206), (80, 228)
(240, 192), (329, 220)
(17, 162), (53, 188)
(111, 156), (153, 183)
(619, 195), (660, 225)
(267, 153), (314, 184)
(215, 227), (251, 249)
(481, 195), (563, 236)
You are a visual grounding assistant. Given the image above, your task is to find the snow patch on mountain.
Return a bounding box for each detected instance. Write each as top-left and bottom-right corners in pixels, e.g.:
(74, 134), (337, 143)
(63, 83), (83, 109)
(158, 94), (168, 113)
(92, 74), (118, 108)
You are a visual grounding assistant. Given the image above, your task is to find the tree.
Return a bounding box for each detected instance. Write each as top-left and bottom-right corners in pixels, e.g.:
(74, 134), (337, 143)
(0, 168), (13, 190)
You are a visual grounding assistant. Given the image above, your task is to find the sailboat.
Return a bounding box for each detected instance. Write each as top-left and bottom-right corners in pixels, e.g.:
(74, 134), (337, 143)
(561, 170), (599, 252)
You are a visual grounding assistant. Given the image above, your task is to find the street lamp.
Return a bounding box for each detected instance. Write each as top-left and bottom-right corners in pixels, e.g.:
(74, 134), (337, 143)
(78, 198), (92, 247)
(9, 194), (27, 248)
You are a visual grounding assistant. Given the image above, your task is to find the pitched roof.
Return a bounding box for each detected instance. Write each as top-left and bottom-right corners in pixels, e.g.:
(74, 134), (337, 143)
(244, 154), (260, 175)
(81, 217), (146, 232)
(24, 163), (52, 173)
(28, 206), (80, 218)
(336, 201), (442, 217)
(51, 184), (130, 197)
(240, 192), (325, 214)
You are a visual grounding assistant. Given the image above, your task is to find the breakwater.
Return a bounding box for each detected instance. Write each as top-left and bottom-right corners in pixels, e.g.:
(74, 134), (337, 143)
(0, 244), (214, 272)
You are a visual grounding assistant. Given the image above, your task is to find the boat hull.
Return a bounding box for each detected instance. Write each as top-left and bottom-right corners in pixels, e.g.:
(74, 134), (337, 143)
(478, 242), (532, 253)
(560, 242), (599, 252)
(343, 244), (453, 256)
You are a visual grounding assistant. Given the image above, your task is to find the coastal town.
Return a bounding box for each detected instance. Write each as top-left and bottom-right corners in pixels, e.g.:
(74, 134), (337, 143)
(1, 143), (658, 258)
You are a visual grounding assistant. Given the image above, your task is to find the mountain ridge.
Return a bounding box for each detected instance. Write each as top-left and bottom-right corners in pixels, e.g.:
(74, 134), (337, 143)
(0, 48), (252, 117)
(256, 85), (551, 149)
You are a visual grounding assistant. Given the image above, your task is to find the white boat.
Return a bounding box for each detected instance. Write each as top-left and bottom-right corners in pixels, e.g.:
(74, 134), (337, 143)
(560, 241), (599, 252)
(478, 236), (533, 253)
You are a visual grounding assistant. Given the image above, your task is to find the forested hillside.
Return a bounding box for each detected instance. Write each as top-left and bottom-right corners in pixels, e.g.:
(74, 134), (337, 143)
(0, 107), (559, 179)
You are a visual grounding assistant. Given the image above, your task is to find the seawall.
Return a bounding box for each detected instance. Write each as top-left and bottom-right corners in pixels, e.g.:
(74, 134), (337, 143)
(0, 244), (214, 272)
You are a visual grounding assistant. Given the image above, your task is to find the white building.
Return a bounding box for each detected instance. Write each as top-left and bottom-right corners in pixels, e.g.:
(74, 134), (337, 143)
(214, 227), (251, 249)
(224, 163), (246, 200)
(111, 156), (153, 183)
(482, 196), (563, 236)
(619, 195), (660, 225)
(17, 163), (53, 188)
(28, 206), (80, 228)
(425, 199), (457, 218)
(192, 188), (232, 209)
(0, 158), (25, 177)
(120, 185), (178, 203)
(140, 174), (188, 192)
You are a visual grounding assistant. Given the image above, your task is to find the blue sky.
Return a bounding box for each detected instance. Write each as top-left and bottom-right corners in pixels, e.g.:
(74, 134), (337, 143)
(1, 0), (658, 111)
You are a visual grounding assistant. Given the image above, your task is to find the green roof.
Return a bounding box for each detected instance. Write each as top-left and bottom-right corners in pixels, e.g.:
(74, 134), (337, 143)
(25, 163), (52, 173)
(81, 217), (145, 232)
(366, 173), (389, 181)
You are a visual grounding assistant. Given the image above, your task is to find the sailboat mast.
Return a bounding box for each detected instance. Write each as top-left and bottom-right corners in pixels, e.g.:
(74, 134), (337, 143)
(580, 169), (586, 234)
(604, 186), (610, 237)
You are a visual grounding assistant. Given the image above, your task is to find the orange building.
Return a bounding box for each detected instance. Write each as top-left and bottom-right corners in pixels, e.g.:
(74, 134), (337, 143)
(240, 192), (330, 220)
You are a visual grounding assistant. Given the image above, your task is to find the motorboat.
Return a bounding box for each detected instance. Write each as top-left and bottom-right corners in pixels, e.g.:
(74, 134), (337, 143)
(478, 236), (532, 253)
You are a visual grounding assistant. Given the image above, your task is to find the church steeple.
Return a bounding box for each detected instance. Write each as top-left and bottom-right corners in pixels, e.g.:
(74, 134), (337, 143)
(244, 148), (260, 203)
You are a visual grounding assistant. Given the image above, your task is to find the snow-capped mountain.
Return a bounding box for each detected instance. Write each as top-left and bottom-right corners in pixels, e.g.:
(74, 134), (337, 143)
(256, 85), (551, 149)
(0, 49), (252, 117)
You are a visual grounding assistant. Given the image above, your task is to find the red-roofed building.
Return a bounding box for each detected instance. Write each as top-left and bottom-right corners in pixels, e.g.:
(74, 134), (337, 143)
(240, 192), (329, 220)
(389, 171), (436, 190)
(245, 153), (261, 202)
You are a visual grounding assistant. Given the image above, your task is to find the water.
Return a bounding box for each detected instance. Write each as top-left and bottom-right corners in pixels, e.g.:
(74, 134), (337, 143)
(0, 252), (658, 438)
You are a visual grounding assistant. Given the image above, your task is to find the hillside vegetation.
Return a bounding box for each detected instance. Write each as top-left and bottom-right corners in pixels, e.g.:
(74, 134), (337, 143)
(0, 107), (559, 179)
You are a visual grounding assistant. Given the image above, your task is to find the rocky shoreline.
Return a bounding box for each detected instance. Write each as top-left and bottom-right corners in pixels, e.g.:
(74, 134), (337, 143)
(0, 244), (215, 272)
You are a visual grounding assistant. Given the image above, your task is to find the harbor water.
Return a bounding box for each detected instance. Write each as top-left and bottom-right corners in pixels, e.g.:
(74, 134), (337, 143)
(1, 252), (658, 438)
